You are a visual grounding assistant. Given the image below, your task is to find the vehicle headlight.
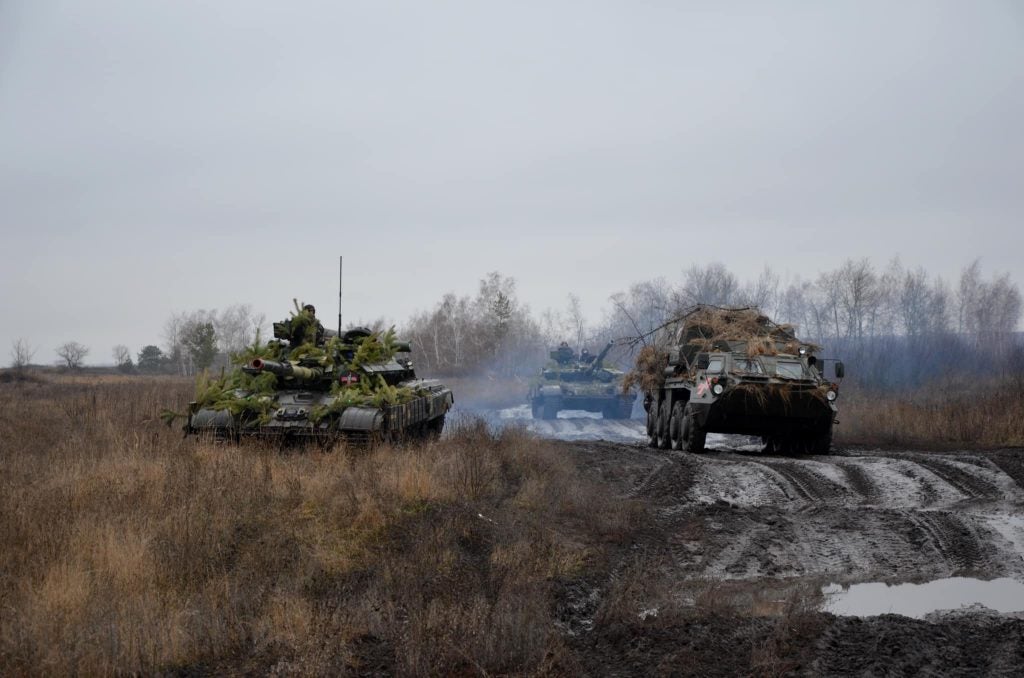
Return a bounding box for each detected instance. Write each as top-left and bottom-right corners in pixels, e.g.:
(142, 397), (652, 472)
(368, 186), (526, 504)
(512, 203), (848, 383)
(712, 383), (724, 395)
(826, 390), (837, 402)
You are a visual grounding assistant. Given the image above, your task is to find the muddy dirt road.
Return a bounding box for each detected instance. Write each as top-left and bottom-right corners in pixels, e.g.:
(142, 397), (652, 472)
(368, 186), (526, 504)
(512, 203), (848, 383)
(476, 406), (1024, 675)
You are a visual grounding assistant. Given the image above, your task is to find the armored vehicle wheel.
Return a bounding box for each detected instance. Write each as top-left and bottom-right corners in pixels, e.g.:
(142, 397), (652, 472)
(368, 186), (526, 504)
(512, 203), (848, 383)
(682, 403), (705, 453)
(617, 400), (634, 420)
(669, 401), (685, 450)
(531, 401), (543, 419)
(542, 399), (561, 420)
(656, 399), (672, 449)
(647, 406), (659, 447)
(808, 425), (832, 455)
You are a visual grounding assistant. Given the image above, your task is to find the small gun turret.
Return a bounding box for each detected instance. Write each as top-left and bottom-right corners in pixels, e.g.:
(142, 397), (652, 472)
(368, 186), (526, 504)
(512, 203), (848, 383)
(245, 358), (325, 381)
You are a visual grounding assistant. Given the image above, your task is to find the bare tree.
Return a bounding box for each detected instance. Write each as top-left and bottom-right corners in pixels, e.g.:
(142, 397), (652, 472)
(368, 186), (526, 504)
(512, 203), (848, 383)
(112, 345), (132, 367)
(56, 342), (89, 369)
(678, 262), (738, 307)
(215, 303), (267, 355)
(10, 338), (37, 370)
(566, 293), (587, 350)
(736, 265), (779, 313)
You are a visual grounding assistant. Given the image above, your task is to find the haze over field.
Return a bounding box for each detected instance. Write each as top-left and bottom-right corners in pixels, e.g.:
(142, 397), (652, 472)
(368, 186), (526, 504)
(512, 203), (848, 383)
(1, 1), (1022, 363)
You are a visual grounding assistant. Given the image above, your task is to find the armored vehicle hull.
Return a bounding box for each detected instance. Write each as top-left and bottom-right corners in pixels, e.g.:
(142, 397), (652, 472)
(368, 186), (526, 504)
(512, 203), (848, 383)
(529, 341), (634, 420)
(529, 385), (634, 420)
(187, 379), (453, 443)
(637, 306), (842, 454)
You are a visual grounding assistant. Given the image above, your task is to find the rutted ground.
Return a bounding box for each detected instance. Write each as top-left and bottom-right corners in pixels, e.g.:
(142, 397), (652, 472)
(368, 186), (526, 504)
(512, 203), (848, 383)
(481, 407), (1024, 674)
(485, 406), (1024, 584)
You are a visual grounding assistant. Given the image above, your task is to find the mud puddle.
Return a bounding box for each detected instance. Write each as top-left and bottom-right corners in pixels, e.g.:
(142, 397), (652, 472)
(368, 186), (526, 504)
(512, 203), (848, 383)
(823, 577), (1024, 618)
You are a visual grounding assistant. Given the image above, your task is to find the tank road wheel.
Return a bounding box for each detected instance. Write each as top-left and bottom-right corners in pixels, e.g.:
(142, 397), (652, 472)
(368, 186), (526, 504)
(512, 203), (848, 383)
(682, 403), (706, 454)
(656, 399), (672, 449)
(426, 415), (446, 440)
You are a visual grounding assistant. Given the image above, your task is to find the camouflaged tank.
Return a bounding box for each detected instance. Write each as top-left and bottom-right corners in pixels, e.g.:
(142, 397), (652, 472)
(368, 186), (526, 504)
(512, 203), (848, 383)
(185, 307), (453, 443)
(634, 306), (844, 454)
(528, 341), (634, 420)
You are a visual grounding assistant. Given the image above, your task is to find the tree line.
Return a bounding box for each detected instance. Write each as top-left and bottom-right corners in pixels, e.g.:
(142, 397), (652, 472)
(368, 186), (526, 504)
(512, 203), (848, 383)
(8, 304), (266, 376)
(8, 260), (1021, 389)
(401, 259), (1022, 389)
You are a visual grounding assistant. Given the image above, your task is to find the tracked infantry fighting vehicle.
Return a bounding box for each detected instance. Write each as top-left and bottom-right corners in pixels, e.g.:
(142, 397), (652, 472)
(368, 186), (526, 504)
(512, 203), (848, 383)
(185, 305), (453, 443)
(635, 306), (843, 454)
(528, 341), (634, 420)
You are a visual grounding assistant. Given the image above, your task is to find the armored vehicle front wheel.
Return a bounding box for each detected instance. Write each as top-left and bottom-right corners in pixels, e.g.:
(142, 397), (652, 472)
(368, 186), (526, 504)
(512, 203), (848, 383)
(656, 399), (672, 449)
(681, 403), (706, 454)
(808, 425), (832, 455)
(531, 401), (543, 419)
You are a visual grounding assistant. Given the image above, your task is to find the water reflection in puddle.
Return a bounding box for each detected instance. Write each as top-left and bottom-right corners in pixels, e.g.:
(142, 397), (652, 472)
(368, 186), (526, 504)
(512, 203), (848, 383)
(824, 577), (1024, 618)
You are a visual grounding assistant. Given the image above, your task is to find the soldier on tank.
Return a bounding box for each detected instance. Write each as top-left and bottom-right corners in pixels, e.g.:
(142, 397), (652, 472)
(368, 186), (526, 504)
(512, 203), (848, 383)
(554, 341), (576, 364)
(580, 348), (595, 364)
(288, 304), (325, 347)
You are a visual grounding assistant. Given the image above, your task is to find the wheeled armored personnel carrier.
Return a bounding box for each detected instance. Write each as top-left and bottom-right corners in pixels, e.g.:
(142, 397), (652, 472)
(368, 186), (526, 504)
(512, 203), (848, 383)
(528, 341), (634, 420)
(633, 306), (843, 454)
(185, 305), (453, 443)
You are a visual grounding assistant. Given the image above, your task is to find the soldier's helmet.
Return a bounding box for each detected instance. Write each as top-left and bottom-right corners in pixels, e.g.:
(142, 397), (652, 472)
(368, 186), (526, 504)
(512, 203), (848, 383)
(303, 304), (316, 315)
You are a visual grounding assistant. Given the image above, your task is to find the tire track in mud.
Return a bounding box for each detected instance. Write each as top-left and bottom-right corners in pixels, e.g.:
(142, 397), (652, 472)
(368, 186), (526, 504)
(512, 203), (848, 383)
(633, 448), (1024, 582)
(904, 509), (996, 574)
(903, 454), (1019, 503)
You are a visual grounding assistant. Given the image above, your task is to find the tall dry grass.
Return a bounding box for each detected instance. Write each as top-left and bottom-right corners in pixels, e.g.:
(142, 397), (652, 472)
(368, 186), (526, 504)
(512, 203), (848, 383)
(0, 375), (636, 675)
(837, 375), (1024, 448)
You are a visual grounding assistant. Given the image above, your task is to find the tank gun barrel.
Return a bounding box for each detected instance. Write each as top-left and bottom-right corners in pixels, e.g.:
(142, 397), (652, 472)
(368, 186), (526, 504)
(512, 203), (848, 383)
(248, 358), (324, 381)
(584, 341), (616, 374)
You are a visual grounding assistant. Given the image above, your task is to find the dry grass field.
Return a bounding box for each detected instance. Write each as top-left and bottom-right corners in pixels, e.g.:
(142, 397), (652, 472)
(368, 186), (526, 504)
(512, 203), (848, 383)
(2, 372), (1021, 675)
(837, 375), (1024, 448)
(0, 375), (637, 675)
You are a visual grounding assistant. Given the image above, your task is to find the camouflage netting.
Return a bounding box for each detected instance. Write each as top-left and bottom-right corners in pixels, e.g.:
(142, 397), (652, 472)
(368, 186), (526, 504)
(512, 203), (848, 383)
(622, 306), (822, 395)
(675, 306), (814, 357)
(622, 345), (669, 394)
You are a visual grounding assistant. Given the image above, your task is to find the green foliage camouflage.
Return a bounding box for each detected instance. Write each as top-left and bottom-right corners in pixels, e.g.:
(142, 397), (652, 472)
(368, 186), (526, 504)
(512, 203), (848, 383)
(186, 315), (426, 425)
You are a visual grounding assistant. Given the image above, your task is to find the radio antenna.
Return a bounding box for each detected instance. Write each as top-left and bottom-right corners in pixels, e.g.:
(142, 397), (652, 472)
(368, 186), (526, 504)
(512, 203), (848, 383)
(337, 256), (343, 336)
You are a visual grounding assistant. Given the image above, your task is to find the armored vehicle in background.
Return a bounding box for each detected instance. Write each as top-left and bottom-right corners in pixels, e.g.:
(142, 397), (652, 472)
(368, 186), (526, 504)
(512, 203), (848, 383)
(528, 341), (634, 420)
(635, 306), (843, 454)
(186, 306), (453, 443)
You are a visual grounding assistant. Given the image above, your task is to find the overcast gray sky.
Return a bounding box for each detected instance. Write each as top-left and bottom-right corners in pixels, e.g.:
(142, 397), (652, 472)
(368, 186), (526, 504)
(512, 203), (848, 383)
(1, 0), (1022, 364)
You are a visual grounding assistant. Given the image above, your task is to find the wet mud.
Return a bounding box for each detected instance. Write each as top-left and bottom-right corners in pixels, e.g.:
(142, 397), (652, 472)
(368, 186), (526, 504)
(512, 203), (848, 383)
(485, 407), (1024, 675)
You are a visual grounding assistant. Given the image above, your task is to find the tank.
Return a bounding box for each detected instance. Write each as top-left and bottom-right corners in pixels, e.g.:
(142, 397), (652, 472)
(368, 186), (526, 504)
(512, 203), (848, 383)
(630, 305), (844, 454)
(528, 341), (634, 420)
(185, 307), (453, 444)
